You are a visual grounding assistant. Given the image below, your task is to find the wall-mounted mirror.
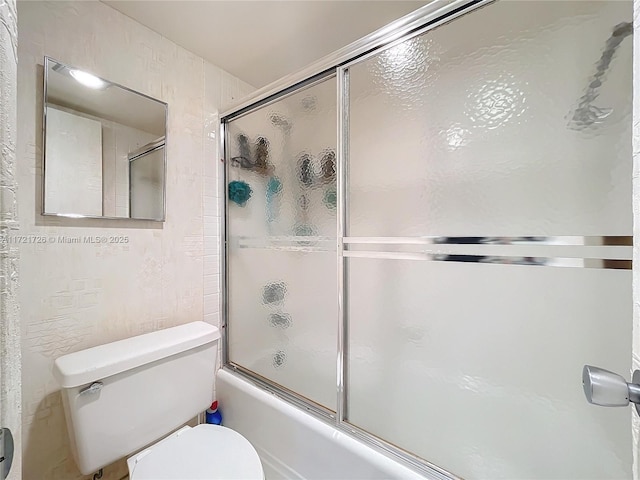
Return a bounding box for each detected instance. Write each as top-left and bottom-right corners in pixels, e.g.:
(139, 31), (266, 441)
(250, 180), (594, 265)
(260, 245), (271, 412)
(43, 57), (167, 221)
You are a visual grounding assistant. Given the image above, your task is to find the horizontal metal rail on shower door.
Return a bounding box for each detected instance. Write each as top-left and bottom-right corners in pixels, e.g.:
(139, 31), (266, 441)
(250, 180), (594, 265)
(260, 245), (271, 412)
(342, 236), (633, 269)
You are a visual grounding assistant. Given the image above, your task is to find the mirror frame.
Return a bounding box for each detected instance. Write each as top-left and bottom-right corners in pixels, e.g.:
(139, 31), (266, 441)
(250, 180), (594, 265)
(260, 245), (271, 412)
(42, 56), (168, 221)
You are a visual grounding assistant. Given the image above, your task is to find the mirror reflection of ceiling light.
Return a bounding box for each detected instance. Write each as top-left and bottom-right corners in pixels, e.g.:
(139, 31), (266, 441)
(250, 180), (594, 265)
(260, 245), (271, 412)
(69, 69), (108, 90)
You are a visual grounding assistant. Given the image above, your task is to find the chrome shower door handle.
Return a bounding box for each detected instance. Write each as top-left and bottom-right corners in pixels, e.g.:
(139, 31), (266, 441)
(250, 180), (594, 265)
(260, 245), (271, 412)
(582, 365), (640, 413)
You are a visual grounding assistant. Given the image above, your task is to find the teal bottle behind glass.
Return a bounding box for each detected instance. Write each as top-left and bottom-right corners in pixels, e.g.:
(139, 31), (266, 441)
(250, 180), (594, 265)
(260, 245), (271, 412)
(205, 401), (222, 425)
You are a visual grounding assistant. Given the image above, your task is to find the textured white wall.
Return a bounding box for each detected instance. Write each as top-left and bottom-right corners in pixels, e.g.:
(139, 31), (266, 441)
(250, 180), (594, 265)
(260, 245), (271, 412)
(0, 0), (21, 478)
(17, 1), (253, 479)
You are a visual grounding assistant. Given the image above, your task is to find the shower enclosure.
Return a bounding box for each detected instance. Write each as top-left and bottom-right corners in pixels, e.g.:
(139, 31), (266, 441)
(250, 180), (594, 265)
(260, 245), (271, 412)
(221, 1), (633, 478)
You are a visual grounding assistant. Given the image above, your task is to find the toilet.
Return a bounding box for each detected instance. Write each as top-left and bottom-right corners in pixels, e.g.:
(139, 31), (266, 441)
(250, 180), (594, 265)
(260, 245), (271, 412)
(53, 321), (264, 479)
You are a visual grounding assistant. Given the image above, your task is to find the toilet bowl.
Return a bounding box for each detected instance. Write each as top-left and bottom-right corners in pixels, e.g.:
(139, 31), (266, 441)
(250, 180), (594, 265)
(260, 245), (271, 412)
(53, 322), (262, 478)
(128, 424), (263, 479)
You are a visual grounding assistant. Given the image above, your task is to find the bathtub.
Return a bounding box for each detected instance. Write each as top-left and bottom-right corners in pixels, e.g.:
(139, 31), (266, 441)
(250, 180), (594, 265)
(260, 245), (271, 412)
(216, 369), (429, 480)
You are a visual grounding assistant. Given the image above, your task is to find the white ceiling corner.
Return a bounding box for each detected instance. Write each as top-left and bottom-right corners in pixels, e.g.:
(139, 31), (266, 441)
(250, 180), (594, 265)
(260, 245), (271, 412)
(101, 0), (428, 88)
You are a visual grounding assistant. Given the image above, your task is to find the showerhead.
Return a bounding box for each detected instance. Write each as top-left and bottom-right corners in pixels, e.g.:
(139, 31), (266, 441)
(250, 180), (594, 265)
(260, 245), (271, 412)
(568, 21), (632, 131)
(613, 22), (633, 38)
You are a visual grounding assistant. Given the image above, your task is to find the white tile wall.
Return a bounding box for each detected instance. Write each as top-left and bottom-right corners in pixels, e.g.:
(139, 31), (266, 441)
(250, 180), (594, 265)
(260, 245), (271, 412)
(0, 0), (21, 478)
(17, 2), (254, 479)
(203, 61), (255, 374)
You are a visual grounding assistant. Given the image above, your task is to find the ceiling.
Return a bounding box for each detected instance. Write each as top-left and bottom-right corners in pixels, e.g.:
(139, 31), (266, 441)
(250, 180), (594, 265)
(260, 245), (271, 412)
(102, 1), (428, 88)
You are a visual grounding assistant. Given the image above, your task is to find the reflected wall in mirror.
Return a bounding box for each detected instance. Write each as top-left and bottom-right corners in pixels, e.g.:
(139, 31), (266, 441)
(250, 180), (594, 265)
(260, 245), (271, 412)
(43, 57), (167, 220)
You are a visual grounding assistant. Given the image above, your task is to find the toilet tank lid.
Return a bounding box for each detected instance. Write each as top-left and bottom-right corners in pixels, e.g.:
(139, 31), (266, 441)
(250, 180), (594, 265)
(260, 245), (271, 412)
(53, 322), (220, 388)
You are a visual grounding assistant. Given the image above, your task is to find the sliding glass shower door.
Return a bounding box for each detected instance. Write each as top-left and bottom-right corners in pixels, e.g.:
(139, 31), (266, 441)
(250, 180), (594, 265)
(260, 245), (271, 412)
(225, 78), (338, 411)
(344, 1), (632, 478)
(224, 0), (633, 477)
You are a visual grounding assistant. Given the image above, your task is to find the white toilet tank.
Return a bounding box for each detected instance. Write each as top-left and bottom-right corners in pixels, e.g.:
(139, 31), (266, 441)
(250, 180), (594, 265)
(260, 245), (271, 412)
(53, 321), (220, 475)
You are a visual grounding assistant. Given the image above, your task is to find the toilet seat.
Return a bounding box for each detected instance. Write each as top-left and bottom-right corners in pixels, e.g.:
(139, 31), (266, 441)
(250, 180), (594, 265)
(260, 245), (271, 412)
(128, 424), (264, 479)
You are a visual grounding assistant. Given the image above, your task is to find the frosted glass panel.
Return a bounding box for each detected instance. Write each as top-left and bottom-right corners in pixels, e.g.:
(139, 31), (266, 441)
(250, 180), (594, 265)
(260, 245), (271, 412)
(347, 258), (631, 479)
(226, 78), (337, 409)
(228, 249), (336, 408)
(346, 0), (632, 478)
(348, 0), (632, 237)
